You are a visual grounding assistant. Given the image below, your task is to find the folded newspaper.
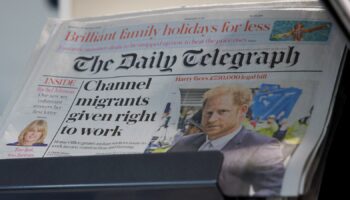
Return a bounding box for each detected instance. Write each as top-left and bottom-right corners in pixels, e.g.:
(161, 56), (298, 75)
(0, 1), (346, 197)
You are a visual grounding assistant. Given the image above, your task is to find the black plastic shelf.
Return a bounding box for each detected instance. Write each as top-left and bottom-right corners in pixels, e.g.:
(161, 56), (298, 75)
(0, 151), (224, 200)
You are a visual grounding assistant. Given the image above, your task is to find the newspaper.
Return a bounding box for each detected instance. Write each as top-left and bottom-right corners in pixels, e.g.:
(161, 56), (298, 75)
(0, 1), (346, 197)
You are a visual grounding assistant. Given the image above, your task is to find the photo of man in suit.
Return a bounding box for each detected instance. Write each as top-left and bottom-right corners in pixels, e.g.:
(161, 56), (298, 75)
(169, 85), (285, 196)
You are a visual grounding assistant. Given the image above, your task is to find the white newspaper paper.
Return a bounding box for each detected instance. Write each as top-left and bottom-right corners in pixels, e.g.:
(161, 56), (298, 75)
(0, 2), (346, 197)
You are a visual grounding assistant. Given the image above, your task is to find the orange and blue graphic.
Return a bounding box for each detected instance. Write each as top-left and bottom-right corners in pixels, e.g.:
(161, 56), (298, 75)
(270, 21), (331, 42)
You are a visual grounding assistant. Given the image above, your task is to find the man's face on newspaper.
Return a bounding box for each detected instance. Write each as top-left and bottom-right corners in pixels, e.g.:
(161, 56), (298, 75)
(202, 94), (245, 140)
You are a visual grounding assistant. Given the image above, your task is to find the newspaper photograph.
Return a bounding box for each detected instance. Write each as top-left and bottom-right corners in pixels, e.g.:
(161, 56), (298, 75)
(0, 2), (346, 197)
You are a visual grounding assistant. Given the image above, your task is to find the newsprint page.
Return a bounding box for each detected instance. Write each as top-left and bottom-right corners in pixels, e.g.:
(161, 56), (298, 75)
(0, 1), (346, 197)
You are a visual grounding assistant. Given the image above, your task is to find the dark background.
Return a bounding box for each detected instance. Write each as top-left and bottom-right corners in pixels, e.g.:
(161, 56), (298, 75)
(318, 48), (349, 199)
(318, 1), (349, 198)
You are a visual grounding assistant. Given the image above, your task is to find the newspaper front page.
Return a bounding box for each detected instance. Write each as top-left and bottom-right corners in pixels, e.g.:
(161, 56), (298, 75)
(0, 2), (346, 197)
